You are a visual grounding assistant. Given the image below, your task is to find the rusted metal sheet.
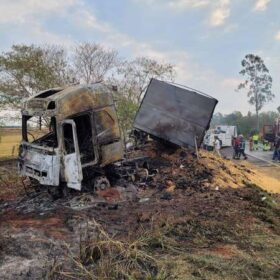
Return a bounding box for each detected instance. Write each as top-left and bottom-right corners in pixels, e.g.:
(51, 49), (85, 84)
(19, 83), (123, 188)
(95, 106), (122, 145)
(133, 79), (218, 148)
(55, 85), (114, 122)
(100, 141), (124, 167)
(22, 84), (115, 119)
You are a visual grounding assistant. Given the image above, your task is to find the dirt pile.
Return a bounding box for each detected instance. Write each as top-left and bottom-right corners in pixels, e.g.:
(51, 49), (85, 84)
(118, 141), (270, 200)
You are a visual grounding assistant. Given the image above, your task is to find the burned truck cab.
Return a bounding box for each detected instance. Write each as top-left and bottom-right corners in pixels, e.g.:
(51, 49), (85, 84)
(19, 84), (123, 191)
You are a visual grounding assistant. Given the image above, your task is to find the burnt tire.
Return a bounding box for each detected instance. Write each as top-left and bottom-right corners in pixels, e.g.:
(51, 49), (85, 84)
(48, 183), (70, 199)
(47, 186), (63, 199)
(94, 176), (111, 191)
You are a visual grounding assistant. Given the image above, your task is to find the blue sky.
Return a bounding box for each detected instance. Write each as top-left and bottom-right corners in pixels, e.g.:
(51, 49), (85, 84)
(0, 0), (279, 114)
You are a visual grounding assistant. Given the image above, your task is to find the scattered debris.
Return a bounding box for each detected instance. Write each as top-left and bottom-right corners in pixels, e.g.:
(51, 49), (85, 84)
(1, 139), (280, 279)
(139, 198), (150, 203)
(165, 179), (176, 192)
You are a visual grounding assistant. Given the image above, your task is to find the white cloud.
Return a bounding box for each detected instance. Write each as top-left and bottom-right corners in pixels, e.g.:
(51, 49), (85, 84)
(27, 21), (74, 46)
(133, 0), (210, 10)
(133, 0), (215, 11)
(0, 0), (79, 24)
(168, 0), (210, 10)
(42, 2), (247, 111)
(0, 0), (79, 47)
(0, 0), (251, 113)
(209, 0), (230, 27)
(72, 9), (112, 33)
(254, 0), (271, 11)
(103, 32), (246, 113)
(275, 31), (280, 41)
(133, 0), (231, 27)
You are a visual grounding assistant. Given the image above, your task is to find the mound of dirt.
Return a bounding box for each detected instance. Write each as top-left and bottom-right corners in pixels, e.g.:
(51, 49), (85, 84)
(123, 141), (279, 198)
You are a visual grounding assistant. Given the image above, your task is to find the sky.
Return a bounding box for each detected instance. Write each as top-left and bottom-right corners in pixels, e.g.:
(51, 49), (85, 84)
(0, 0), (279, 114)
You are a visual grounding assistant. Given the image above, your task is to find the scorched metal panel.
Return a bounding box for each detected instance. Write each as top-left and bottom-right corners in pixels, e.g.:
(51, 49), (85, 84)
(133, 78), (218, 148)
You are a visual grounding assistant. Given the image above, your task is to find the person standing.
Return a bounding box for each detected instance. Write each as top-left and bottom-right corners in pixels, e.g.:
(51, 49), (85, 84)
(232, 136), (236, 158)
(238, 135), (247, 160)
(272, 136), (280, 161)
(233, 136), (240, 159)
(252, 133), (259, 151)
(213, 136), (221, 157)
(249, 136), (253, 151)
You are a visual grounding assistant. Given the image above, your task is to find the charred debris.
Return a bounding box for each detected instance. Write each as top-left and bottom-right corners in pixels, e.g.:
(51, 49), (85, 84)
(18, 78), (218, 197)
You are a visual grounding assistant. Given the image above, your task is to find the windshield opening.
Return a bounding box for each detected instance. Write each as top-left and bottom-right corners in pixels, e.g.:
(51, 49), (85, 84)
(22, 116), (58, 148)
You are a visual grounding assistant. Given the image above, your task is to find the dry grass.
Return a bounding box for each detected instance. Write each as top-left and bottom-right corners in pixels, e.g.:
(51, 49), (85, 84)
(48, 192), (280, 280)
(0, 165), (27, 200)
(48, 219), (169, 280)
(0, 127), (48, 159)
(0, 128), (21, 159)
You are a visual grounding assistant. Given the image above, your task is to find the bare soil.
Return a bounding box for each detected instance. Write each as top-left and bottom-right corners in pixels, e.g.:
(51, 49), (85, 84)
(0, 142), (279, 279)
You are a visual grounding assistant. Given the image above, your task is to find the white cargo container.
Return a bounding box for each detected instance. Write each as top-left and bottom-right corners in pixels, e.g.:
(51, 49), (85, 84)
(203, 125), (237, 150)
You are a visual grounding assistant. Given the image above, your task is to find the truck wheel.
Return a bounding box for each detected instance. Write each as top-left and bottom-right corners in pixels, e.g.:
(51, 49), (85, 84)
(94, 176), (111, 191)
(48, 186), (63, 199)
(48, 183), (70, 199)
(25, 177), (40, 192)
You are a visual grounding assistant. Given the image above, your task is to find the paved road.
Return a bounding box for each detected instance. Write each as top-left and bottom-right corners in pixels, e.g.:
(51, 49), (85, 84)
(221, 146), (280, 168)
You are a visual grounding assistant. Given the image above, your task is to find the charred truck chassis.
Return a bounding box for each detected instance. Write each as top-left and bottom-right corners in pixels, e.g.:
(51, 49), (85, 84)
(19, 79), (218, 193)
(19, 84), (123, 191)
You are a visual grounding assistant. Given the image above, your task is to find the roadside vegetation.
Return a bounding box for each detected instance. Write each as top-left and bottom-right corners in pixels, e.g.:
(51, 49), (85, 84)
(211, 110), (279, 138)
(0, 43), (175, 139)
(49, 184), (280, 280)
(1, 43), (279, 140)
(0, 128), (21, 159)
(0, 164), (26, 200)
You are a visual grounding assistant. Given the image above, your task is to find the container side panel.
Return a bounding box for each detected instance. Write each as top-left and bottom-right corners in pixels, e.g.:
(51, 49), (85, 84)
(134, 79), (217, 147)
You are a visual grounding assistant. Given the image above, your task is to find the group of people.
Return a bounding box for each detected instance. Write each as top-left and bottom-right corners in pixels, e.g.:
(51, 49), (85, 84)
(232, 135), (247, 160)
(272, 135), (280, 162)
(212, 134), (247, 160)
(212, 131), (280, 162)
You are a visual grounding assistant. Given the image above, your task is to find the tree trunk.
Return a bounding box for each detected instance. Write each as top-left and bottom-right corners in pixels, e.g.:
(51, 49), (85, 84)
(255, 91), (259, 132)
(256, 107), (259, 132)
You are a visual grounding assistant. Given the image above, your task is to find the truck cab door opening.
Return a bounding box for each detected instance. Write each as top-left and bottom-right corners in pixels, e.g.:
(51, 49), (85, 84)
(62, 120), (83, 190)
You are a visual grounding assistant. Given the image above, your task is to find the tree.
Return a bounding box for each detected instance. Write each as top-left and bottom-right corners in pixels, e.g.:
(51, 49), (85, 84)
(73, 43), (118, 84)
(117, 57), (175, 104)
(237, 54), (274, 131)
(277, 106), (280, 114)
(210, 110), (279, 137)
(115, 94), (139, 144)
(0, 44), (72, 108)
(113, 57), (176, 140)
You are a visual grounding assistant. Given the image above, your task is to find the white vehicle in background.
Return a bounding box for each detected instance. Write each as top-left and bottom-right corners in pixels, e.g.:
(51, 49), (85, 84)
(203, 125), (237, 150)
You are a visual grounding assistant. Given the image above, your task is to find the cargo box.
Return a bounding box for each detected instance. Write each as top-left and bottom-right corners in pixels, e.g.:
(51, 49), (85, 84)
(133, 78), (218, 148)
